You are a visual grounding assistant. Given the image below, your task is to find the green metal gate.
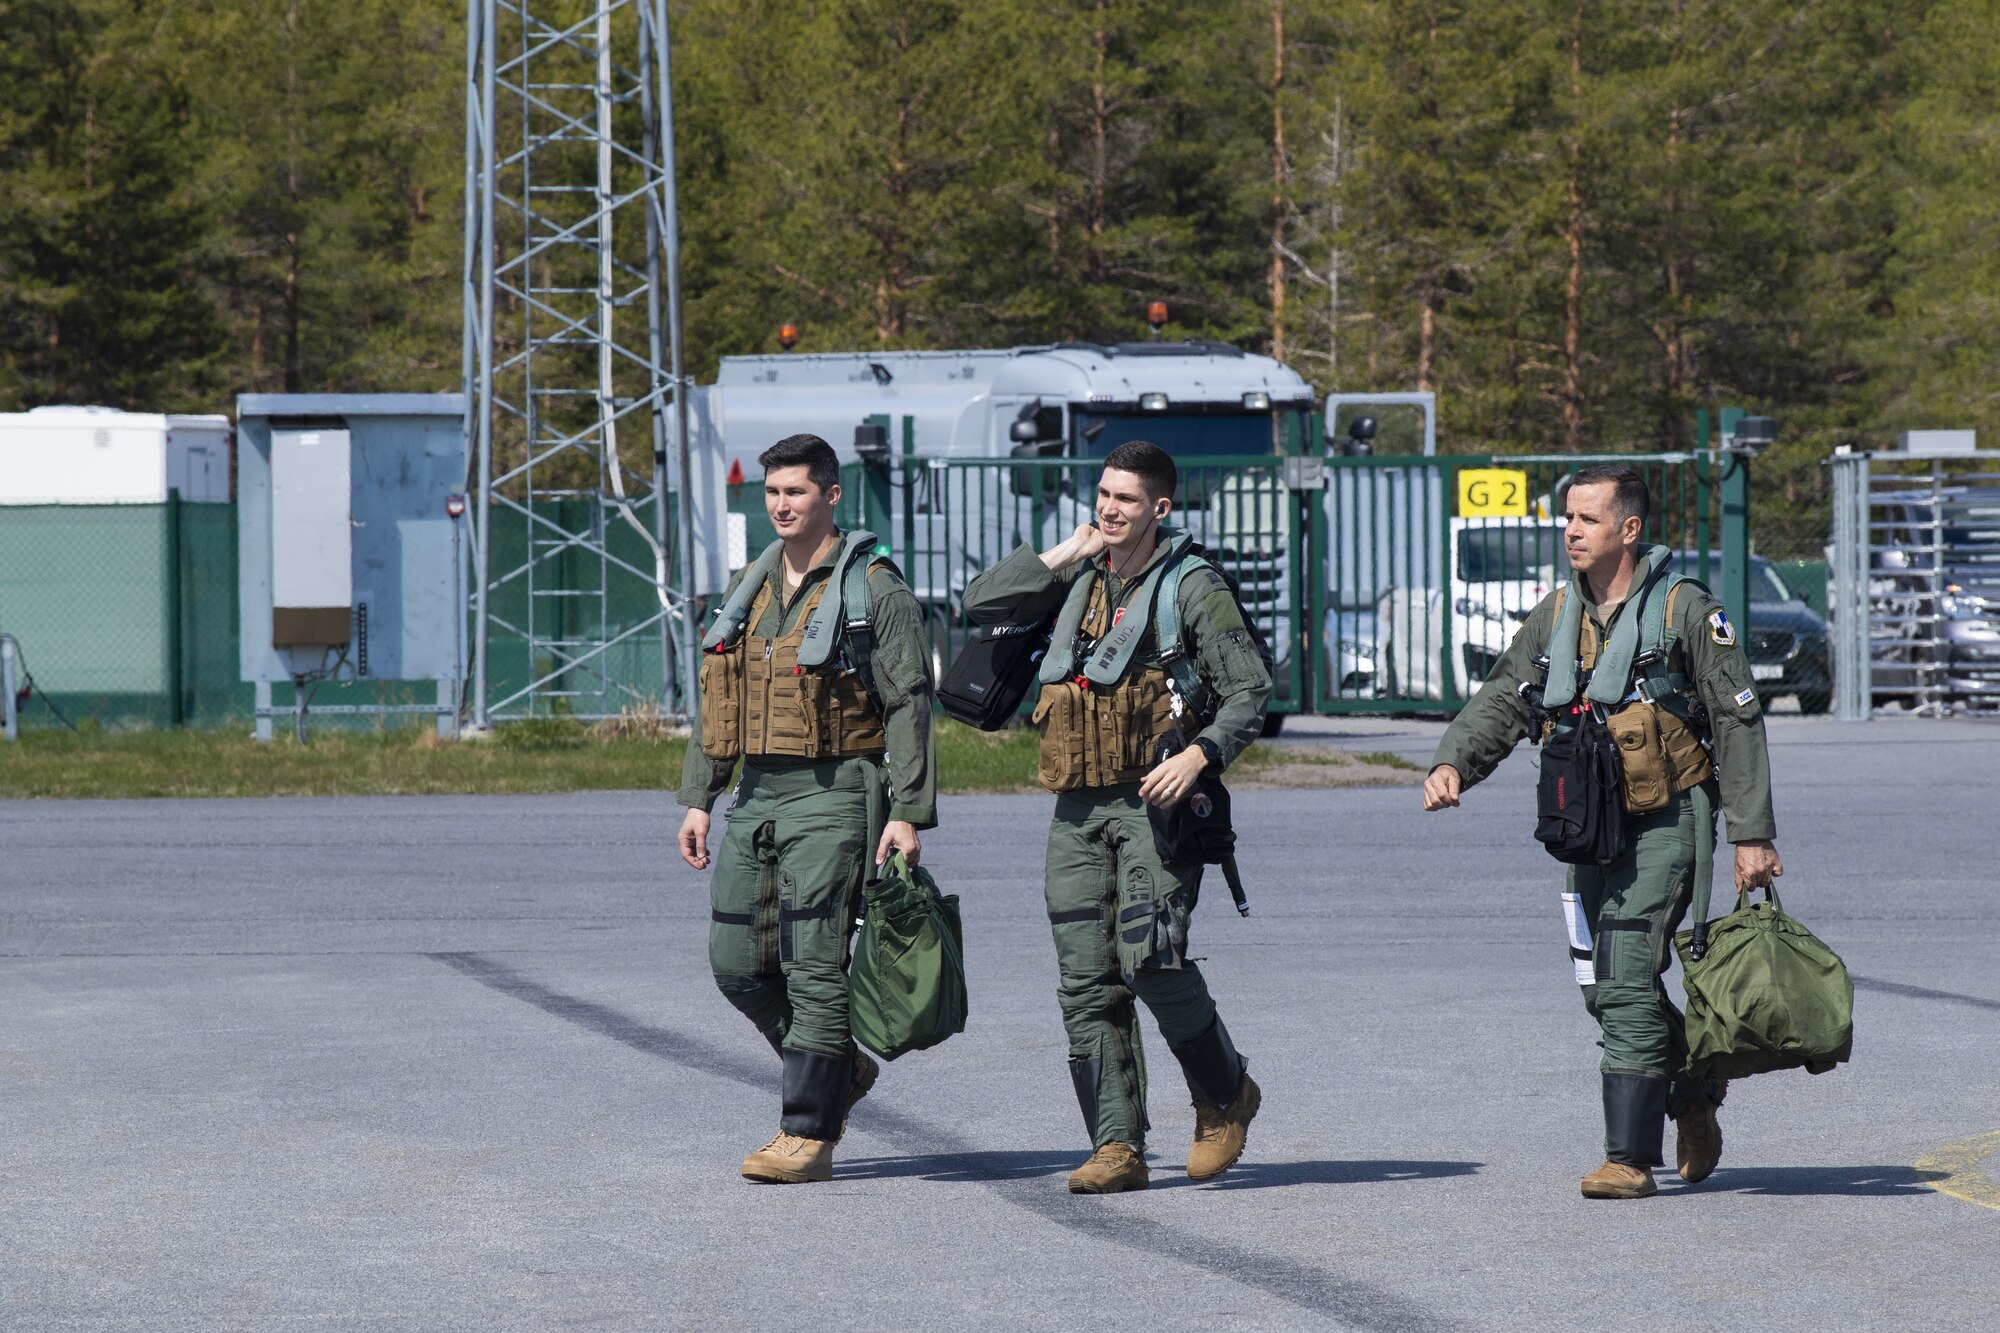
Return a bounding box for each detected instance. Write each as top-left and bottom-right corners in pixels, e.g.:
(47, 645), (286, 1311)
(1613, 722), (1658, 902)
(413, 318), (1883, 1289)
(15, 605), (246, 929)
(892, 455), (1311, 714)
(1311, 452), (1733, 714)
(718, 448), (1740, 721)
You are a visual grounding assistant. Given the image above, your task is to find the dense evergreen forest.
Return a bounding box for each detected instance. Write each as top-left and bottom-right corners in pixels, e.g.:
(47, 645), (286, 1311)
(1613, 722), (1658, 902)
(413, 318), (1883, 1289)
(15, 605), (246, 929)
(3, 0), (1996, 554)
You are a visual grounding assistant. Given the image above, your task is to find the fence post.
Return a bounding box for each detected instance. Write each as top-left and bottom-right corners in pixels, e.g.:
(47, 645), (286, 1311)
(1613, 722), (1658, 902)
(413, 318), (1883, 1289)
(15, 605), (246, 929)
(1830, 450), (1872, 720)
(164, 488), (185, 727)
(859, 415), (893, 542)
(1305, 463), (1330, 712)
(900, 415), (916, 567)
(2, 634), (18, 742)
(1717, 407), (1752, 641)
(1693, 410), (1712, 584)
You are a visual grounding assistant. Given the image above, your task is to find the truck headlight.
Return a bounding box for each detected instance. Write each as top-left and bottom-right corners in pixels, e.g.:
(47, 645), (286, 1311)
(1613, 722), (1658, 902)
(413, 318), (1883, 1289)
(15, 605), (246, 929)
(1139, 392), (1169, 411)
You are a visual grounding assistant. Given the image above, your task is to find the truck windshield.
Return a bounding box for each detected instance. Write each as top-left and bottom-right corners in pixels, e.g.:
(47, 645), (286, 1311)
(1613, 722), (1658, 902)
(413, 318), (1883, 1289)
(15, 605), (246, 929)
(1458, 526), (1563, 583)
(1074, 410), (1283, 459)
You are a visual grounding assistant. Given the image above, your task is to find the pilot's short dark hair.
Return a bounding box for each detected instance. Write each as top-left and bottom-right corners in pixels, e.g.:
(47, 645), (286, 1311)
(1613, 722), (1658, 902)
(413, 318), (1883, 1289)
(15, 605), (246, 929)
(1569, 463), (1649, 528)
(759, 434), (841, 493)
(1101, 439), (1177, 502)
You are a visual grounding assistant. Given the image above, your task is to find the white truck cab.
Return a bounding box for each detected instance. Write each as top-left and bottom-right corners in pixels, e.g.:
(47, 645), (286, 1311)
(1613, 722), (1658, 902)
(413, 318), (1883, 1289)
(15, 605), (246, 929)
(1449, 516), (1565, 689)
(689, 342), (1317, 703)
(700, 341), (1315, 483)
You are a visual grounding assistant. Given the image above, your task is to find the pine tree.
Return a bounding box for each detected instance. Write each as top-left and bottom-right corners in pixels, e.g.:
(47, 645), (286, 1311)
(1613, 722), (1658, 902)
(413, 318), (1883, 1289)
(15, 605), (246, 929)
(0, 0), (223, 410)
(165, 0), (461, 397)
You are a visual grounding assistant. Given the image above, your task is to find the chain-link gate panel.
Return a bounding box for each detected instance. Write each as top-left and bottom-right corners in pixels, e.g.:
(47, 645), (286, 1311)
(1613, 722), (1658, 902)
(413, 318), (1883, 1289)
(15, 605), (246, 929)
(896, 456), (1307, 715)
(1311, 454), (1726, 714)
(1830, 448), (2000, 718)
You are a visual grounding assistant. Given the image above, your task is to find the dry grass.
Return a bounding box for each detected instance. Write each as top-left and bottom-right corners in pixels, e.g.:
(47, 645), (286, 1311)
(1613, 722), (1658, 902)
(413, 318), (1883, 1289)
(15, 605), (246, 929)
(0, 717), (1417, 799)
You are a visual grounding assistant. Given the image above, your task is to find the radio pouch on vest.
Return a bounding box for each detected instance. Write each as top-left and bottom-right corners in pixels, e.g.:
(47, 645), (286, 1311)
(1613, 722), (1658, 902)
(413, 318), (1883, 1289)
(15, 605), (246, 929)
(1148, 728), (1249, 917)
(1534, 703), (1627, 866)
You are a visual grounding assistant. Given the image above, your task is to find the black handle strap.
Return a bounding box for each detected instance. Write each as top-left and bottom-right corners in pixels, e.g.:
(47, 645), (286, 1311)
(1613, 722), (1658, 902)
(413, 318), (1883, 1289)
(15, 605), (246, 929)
(1221, 855), (1249, 918)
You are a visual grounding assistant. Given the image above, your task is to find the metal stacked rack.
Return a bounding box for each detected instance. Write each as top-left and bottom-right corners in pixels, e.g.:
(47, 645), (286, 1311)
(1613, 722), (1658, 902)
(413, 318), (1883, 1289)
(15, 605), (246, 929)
(1830, 443), (2000, 718)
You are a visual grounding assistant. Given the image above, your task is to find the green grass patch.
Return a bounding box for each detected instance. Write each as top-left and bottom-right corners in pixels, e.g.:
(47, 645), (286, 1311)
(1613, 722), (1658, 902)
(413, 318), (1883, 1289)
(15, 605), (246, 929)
(0, 726), (676, 799)
(0, 718), (1403, 799)
(1349, 750), (1422, 772)
(0, 718), (1048, 800)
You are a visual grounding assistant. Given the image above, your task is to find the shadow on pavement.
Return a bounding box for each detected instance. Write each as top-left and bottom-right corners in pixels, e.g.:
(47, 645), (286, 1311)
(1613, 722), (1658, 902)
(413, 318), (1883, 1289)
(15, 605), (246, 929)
(1696, 1164), (1944, 1197)
(838, 1152), (1484, 1189)
(836, 1150), (1081, 1182)
(1158, 1158), (1484, 1191)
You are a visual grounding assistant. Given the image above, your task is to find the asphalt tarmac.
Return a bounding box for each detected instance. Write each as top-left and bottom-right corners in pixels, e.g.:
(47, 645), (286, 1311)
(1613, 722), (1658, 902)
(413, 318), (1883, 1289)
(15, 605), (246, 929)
(2, 715), (1996, 1331)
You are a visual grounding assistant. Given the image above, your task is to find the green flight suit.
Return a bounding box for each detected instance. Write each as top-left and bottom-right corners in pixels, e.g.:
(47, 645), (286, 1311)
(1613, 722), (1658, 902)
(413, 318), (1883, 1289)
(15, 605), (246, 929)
(962, 538), (1272, 1150)
(1432, 554), (1776, 1159)
(678, 539), (937, 1060)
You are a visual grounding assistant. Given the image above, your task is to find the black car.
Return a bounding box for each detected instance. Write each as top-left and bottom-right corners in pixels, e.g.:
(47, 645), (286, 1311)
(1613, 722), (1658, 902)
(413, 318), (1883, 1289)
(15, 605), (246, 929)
(1670, 552), (1831, 714)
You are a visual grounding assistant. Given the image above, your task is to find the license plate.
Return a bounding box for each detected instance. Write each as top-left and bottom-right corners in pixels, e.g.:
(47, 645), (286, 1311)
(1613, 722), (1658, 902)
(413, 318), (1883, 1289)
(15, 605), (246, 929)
(1751, 663), (1783, 681)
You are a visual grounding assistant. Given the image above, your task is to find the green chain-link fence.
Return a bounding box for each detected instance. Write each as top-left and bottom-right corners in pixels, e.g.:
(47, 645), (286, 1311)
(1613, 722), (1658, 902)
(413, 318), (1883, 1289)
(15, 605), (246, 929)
(2, 499), (446, 732)
(0, 499), (244, 729)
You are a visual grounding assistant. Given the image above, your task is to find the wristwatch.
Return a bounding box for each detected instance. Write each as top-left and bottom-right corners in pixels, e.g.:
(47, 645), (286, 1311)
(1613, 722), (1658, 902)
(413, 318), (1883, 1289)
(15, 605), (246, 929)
(1192, 737), (1222, 770)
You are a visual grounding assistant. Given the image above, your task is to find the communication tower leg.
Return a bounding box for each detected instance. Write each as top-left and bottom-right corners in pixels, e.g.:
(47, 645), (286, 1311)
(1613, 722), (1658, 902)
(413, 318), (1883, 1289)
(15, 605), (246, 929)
(463, 0), (692, 723)
(653, 0), (699, 714)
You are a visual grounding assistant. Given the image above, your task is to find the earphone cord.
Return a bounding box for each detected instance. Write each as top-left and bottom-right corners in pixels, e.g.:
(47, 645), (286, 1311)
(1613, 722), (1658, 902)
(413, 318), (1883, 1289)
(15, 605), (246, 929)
(1109, 505), (1165, 580)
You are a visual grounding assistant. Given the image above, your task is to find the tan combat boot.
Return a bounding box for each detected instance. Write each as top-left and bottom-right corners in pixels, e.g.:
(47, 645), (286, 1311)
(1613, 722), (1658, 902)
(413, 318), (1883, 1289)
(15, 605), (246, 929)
(1068, 1143), (1149, 1194)
(838, 1048), (880, 1140)
(741, 1133), (834, 1184)
(1187, 1074), (1261, 1182)
(1675, 1104), (1723, 1183)
(1675, 1080), (1726, 1183)
(1580, 1160), (1658, 1199)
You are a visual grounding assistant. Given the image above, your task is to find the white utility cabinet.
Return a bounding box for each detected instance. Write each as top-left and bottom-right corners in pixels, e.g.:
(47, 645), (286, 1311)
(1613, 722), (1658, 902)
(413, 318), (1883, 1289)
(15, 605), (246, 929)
(0, 405), (231, 504)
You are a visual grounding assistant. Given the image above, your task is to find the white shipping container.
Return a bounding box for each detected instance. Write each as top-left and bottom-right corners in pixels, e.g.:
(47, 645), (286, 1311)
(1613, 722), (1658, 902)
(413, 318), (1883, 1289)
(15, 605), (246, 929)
(0, 405), (231, 504)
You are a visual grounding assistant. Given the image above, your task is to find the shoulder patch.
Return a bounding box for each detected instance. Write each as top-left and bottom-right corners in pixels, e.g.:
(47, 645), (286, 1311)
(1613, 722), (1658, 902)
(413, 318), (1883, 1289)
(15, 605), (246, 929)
(1708, 609), (1736, 646)
(1734, 687), (1756, 708)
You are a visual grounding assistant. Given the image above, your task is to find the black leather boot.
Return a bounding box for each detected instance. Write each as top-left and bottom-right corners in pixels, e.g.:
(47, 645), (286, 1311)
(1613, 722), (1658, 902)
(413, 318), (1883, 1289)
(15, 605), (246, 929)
(1582, 1072), (1667, 1198)
(1168, 1015), (1246, 1110)
(1069, 1056), (1103, 1142)
(778, 1047), (853, 1143)
(1603, 1071), (1667, 1168)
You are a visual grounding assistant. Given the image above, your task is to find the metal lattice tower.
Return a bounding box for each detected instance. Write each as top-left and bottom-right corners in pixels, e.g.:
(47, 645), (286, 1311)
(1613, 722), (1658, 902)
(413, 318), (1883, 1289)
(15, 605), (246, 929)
(462, 0), (696, 725)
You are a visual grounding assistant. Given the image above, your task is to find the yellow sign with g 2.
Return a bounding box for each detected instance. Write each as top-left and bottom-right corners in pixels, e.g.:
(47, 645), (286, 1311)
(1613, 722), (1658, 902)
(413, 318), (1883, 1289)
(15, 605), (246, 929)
(1457, 468), (1531, 518)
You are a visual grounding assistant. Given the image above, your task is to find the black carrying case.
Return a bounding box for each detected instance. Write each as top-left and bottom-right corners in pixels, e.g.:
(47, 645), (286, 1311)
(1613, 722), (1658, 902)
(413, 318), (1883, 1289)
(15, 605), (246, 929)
(937, 617), (1054, 730)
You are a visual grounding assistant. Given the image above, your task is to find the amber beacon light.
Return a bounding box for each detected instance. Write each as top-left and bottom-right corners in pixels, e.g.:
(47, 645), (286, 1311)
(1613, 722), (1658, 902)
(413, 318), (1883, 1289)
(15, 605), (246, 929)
(778, 322), (800, 350)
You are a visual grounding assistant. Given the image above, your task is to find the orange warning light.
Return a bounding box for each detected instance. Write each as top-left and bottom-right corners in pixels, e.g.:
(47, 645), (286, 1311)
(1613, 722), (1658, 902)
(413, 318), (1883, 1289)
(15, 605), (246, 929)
(778, 322), (800, 350)
(1145, 301), (1168, 330)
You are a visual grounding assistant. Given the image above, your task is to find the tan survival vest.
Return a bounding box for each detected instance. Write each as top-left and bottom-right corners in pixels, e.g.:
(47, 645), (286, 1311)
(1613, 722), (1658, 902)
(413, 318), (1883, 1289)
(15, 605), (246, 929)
(1032, 571), (1181, 792)
(1551, 582), (1715, 815)
(698, 572), (886, 763)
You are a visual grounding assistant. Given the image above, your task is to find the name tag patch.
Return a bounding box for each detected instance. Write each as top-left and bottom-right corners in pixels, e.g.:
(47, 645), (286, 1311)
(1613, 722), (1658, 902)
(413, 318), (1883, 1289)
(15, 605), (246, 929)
(1709, 609), (1737, 646)
(1735, 687), (1757, 707)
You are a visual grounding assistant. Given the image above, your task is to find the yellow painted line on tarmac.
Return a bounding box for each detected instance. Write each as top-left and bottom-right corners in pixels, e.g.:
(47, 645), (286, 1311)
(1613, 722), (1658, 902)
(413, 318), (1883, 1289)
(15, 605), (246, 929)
(1916, 1130), (2000, 1211)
